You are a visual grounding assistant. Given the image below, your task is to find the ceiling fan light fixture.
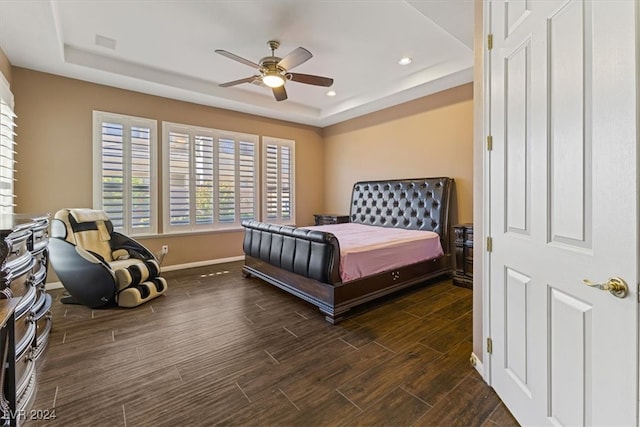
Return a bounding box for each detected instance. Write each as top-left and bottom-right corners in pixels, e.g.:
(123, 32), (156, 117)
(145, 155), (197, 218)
(263, 73), (285, 88)
(216, 41), (334, 101)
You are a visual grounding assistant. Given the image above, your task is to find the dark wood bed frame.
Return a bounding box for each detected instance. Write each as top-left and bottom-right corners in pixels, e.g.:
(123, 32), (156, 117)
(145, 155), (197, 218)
(241, 177), (453, 323)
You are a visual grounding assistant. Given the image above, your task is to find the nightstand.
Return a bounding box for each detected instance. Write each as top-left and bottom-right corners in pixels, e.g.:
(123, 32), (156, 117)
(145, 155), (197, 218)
(452, 223), (473, 289)
(313, 214), (350, 226)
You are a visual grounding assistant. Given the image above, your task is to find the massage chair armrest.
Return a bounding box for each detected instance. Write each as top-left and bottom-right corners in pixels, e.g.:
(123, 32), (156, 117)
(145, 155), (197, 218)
(49, 238), (112, 271)
(48, 238), (117, 308)
(109, 232), (156, 261)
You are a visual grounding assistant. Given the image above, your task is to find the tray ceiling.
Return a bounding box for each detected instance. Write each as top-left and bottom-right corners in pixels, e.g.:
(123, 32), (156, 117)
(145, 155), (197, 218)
(0, 0), (474, 127)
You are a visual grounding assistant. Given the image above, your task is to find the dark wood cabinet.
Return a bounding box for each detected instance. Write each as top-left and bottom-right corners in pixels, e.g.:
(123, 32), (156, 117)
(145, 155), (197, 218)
(453, 223), (473, 289)
(0, 215), (52, 425)
(313, 214), (350, 226)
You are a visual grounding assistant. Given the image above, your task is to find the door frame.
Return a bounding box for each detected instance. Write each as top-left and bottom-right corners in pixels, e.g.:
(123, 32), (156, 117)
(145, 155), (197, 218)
(479, 0), (492, 386)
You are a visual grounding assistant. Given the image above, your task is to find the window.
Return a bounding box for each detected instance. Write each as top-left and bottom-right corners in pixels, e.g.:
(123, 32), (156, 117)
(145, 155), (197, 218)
(93, 111), (157, 235)
(0, 74), (16, 214)
(92, 114), (291, 236)
(262, 136), (295, 224)
(162, 122), (258, 233)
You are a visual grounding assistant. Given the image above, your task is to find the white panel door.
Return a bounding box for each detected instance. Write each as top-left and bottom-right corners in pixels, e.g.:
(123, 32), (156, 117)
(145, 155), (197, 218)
(488, 0), (638, 425)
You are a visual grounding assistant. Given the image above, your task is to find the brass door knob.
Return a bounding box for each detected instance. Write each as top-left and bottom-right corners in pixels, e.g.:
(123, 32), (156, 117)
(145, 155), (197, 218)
(583, 277), (629, 299)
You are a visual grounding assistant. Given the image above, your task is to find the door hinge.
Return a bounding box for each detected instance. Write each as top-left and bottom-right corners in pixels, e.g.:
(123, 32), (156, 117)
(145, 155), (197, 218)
(487, 34), (494, 50)
(637, 283), (639, 303)
(487, 135), (493, 151)
(486, 236), (493, 252)
(487, 337), (493, 354)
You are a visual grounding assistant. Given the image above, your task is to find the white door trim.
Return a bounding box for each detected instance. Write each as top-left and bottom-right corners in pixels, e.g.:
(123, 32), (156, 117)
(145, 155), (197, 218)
(481, 0), (493, 386)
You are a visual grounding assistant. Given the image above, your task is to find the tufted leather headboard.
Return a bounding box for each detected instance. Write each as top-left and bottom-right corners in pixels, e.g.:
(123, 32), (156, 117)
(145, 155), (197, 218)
(349, 177), (453, 252)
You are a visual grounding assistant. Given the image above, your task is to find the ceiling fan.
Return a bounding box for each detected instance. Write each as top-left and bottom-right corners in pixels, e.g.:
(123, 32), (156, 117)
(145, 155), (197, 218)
(215, 40), (334, 102)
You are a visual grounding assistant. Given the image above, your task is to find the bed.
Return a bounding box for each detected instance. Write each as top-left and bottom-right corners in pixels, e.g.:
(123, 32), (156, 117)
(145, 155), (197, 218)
(241, 177), (453, 323)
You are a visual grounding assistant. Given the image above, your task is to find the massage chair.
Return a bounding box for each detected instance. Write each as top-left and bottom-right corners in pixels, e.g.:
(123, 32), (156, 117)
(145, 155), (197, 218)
(49, 208), (167, 308)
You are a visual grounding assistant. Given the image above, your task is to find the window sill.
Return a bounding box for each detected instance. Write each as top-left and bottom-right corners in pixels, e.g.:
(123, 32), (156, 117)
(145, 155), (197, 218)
(131, 226), (245, 239)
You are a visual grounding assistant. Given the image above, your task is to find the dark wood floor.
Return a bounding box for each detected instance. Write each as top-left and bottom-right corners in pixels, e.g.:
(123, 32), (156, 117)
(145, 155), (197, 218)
(25, 261), (519, 426)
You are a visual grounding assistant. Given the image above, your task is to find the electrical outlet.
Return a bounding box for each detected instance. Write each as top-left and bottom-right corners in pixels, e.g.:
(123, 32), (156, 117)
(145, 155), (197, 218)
(161, 245), (169, 255)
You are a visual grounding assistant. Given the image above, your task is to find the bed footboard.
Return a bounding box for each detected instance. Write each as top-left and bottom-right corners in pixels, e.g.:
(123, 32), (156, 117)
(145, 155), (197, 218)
(241, 220), (341, 285)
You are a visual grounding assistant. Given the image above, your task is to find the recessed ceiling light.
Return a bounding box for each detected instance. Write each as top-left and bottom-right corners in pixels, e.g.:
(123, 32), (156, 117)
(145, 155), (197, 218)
(398, 57), (412, 65)
(326, 90), (336, 97)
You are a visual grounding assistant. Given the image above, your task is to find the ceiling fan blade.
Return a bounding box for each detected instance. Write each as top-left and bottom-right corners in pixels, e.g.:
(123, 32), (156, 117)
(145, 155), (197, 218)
(215, 49), (261, 69)
(272, 85), (287, 102)
(219, 76), (259, 87)
(277, 47), (312, 71)
(287, 73), (334, 87)
(250, 79), (267, 87)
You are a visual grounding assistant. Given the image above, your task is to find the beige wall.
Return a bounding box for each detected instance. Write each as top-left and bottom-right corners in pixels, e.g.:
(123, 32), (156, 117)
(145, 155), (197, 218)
(11, 68), (325, 269)
(12, 66), (474, 292)
(0, 47), (11, 84)
(322, 83), (473, 225)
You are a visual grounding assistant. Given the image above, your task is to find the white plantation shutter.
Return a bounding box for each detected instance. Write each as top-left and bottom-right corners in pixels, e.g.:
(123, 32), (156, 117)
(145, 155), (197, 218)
(195, 134), (214, 225)
(130, 126), (153, 230)
(167, 129), (191, 226)
(262, 137), (295, 224)
(99, 121), (125, 228)
(265, 144), (278, 220)
(163, 123), (258, 233)
(93, 111), (157, 235)
(239, 141), (256, 221)
(218, 138), (235, 223)
(0, 80), (16, 214)
(280, 144), (292, 221)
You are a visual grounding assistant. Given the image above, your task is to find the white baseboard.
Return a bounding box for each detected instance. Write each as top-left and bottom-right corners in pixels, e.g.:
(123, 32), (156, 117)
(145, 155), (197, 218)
(470, 352), (484, 377)
(45, 255), (246, 290)
(160, 255), (245, 272)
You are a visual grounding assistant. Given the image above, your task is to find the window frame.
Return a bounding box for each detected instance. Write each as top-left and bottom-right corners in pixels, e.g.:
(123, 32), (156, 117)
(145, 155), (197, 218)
(261, 136), (295, 225)
(162, 122), (260, 234)
(92, 111), (158, 236)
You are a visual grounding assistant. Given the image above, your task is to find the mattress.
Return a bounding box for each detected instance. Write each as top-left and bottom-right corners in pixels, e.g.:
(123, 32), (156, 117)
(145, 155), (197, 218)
(304, 222), (444, 283)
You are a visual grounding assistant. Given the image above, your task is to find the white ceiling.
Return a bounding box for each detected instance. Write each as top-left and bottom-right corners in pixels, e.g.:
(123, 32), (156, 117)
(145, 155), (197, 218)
(0, 0), (474, 127)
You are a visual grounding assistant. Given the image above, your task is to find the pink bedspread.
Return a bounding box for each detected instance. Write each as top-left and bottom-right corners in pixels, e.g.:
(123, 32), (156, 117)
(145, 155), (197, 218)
(304, 223), (443, 283)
